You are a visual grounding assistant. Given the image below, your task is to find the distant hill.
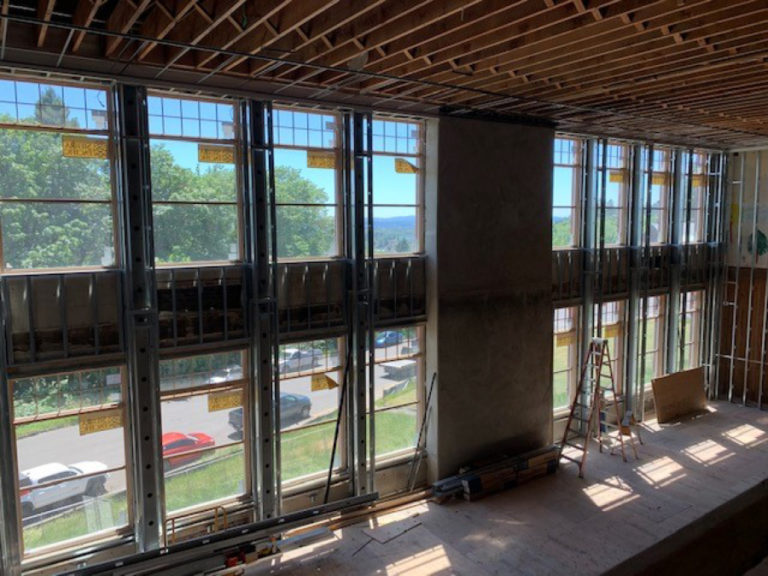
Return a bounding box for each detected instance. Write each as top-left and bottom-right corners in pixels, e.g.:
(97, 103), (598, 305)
(373, 215), (416, 229)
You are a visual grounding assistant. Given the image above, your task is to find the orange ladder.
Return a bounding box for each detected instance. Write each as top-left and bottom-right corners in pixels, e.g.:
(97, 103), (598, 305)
(559, 338), (638, 477)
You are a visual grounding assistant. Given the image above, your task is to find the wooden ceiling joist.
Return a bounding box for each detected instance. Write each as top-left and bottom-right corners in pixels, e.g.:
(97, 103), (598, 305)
(3, 0), (768, 147)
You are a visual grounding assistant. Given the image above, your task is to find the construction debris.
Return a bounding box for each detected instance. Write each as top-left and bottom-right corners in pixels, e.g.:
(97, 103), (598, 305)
(432, 446), (558, 502)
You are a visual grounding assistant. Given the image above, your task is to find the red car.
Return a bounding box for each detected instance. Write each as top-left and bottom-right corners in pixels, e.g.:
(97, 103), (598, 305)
(162, 432), (215, 470)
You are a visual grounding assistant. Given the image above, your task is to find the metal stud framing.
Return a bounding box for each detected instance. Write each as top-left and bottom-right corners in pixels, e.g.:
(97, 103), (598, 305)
(117, 84), (164, 552)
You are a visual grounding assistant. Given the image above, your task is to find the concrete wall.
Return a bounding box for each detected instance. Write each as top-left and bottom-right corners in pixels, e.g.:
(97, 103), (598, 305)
(426, 116), (554, 480)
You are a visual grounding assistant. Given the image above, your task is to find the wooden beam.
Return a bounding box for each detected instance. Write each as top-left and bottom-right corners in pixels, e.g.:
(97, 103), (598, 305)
(0, 0), (9, 59)
(191, 0), (292, 69)
(71, 0), (106, 53)
(135, 0), (198, 61)
(216, 0), (340, 73)
(243, 0), (386, 77)
(104, 0), (152, 57)
(150, 0), (247, 69)
(37, 0), (56, 47)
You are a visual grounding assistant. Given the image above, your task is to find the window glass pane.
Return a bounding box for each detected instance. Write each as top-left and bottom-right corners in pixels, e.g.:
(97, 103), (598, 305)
(373, 406), (418, 456)
(1, 202), (114, 270)
(372, 119), (419, 154)
(148, 95), (234, 140)
(0, 80), (108, 129)
(13, 368), (122, 419)
(275, 205), (336, 259)
(13, 367), (128, 553)
(273, 145), (338, 259)
(372, 155), (419, 205)
(278, 338), (343, 482)
(159, 351), (244, 393)
(153, 203), (238, 263)
(281, 422), (340, 482)
(160, 351), (247, 513)
(372, 206), (418, 255)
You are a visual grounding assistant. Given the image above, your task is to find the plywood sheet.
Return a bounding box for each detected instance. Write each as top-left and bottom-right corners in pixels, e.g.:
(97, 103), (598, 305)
(652, 367), (708, 423)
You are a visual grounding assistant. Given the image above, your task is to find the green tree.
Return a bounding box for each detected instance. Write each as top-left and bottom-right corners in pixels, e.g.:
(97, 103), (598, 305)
(274, 165), (335, 258)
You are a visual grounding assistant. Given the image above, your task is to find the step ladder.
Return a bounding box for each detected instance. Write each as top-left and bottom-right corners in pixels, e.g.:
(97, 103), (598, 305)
(559, 338), (638, 478)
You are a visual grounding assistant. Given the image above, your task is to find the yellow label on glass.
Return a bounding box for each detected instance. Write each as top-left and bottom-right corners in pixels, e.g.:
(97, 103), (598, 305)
(307, 150), (336, 169)
(79, 408), (123, 436)
(208, 389), (242, 412)
(311, 373), (338, 391)
(198, 144), (235, 164)
(556, 331), (575, 347)
(395, 158), (419, 174)
(62, 136), (109, 159)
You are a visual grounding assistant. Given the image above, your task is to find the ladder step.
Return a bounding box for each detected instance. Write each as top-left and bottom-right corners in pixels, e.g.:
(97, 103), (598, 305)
(559, 454), (583, 465)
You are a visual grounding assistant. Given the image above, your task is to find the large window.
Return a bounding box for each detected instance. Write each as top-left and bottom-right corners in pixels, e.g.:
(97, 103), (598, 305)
(596, 141), (629, 246)
(273, 107), (340, 259)
(643, 148), (672, 244)
(277, 338), (344, 484)
(553, 307), (579, 410)
(159, 351), (248, 515)
(0, 78), (115, 271)
(148, 94), (240, 264)
(679, 290), (703, 370)
(11, 367), (128, 555)
(596, 300), (625, 393)
(553, 137), (582, 248)
(683, 152), (707, 244)
(371, 118), (424, 255)
(637, 296), (666, 387)
(370, 326), (424, 459)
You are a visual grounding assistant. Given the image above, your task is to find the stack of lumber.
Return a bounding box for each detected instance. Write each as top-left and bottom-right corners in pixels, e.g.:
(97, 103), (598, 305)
(432, 446), (558, 502)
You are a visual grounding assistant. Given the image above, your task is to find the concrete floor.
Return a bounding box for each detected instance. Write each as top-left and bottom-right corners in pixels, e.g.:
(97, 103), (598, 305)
(244, 401), (768, 575)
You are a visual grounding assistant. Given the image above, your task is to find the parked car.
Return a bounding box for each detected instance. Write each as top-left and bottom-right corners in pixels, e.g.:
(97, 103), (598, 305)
(207, 365), (243, 385)
(162, 432), (215, 470)
(375, 331), (404, 348)
(227, 392), (312, 432)
(19, 461), (109, 518)
(278, 348), (323, 374)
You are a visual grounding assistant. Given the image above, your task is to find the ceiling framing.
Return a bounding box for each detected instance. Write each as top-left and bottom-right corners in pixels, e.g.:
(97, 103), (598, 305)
(2, 0), (768, 148)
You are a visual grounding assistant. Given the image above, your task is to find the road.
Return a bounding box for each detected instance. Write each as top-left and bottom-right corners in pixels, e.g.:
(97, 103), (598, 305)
(16, 346), (417, 497)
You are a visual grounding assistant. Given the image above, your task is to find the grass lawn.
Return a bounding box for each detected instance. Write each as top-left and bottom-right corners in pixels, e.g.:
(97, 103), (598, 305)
(16, 416), (78, 439)
(23, 494), (127, 552)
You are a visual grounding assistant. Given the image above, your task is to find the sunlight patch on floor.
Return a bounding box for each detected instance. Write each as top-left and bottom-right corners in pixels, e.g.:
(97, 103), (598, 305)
(385, 544), (451, 575)
(682, 439), (734, 466)
(635, 456), (685, 488)
(722, 424), (766, 447)
(582, 476), (639, 511)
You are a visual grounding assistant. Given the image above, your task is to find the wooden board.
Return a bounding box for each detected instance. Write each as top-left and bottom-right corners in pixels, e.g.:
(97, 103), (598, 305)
(652, 367), (708, 424)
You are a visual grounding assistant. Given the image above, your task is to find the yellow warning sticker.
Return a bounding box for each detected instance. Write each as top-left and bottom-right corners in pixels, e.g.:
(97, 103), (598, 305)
(62, 136), (109, 159)
(79, 408), (123, 436)
(198, 143), (235, 164)
(208, 389), (242, 412)
(311, 373), (339, 391)
(307, 150), (336, 169)
(395, 158), (419, 174)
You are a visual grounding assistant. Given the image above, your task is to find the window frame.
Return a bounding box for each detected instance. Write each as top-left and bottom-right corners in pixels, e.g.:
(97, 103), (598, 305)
(553, 306), (579, 413)
(553, 136), (582, 249)
(158, 349), (251, 518)
(147, 91), (244, 267)
(596, 141), (630, 247)
(370, 324), (425, 465)
(371, 116), (426, 257)
(10, 366), (131, 557)
(0, 76), (118, 273)
(272, 105), (343, 261)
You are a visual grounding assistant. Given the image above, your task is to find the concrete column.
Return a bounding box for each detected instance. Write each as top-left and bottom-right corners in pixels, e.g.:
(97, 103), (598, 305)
(426, 116), (554, 480)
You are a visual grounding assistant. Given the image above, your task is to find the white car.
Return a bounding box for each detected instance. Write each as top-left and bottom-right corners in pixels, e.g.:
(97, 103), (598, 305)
(278, 348), (323, 374)
(19, 462), (109, 517)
